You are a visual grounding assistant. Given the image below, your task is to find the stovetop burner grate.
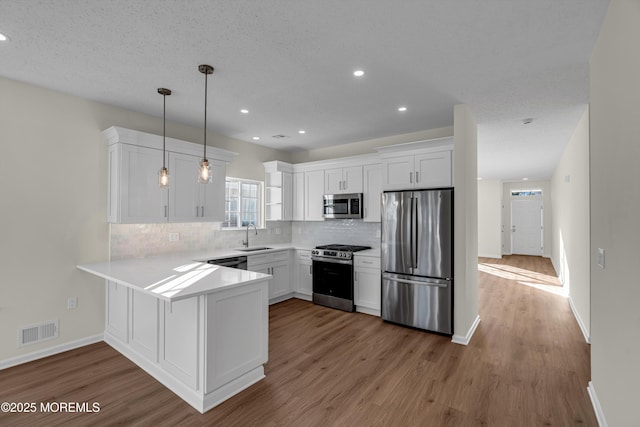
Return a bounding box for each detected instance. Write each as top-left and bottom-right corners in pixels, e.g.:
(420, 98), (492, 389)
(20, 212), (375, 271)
(315, 244), (371, 252)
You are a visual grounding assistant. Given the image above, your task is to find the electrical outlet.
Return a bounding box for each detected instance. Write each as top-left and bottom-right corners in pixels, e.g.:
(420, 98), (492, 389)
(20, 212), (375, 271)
(169, 232), (179, 242)
(375, 229), (381, 238)
(275, 228), (281, 235)
(67, 297), (78, 310)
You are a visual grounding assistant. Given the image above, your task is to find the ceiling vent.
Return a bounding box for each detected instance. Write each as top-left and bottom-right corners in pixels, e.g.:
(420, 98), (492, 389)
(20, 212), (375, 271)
(271, 134), (290, 139)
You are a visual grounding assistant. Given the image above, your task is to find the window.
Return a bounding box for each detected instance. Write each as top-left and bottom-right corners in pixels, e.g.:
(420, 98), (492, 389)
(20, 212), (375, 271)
(223, 177), (263, 229)
(511, 189), (543, 197)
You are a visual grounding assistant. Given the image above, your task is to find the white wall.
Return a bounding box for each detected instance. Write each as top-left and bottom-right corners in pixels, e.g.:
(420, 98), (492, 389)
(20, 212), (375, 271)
(452, 104), (479, 342)
(501, 180), (552, 257)
(589, 1), (640, 425)
(0, 76), (291, 362)
(550, 107), (590, 342)
(477, 180), (502, 258)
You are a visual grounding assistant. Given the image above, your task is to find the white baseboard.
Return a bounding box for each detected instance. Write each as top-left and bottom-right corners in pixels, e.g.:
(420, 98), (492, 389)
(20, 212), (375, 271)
(356, 306), (380, 317)
(478, 253), (502, 259)
(568, 296), (590, 344)
(269, 293), (295, 305)
(292, 292), (312, 302)
(0, 334), (104, 371)
(588, 381), (608, 427)
(451, 315), (480, 345)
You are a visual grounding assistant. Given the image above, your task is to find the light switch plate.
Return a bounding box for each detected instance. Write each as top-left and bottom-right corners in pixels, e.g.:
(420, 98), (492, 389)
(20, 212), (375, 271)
(597, 248), (605, 269)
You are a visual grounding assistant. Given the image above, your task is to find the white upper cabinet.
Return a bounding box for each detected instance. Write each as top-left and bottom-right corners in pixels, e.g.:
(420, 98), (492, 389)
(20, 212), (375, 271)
(104, 127), (236, 224)
(363, 163), (382, 222)
(109, 143), (168, 223)
(263, 161), (294, 221)
(378, 137), (453, 191)
(325, 166), (363, 194)
(292, 172), (304, 221)
(414, 151), (452, 188)
(304, 170), (325, 221)
(169, 152), (202, 222)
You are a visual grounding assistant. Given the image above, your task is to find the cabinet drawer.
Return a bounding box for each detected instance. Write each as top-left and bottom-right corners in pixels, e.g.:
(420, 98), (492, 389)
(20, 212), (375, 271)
(354, 256), (380, 269)
(248, 250), (289, 267)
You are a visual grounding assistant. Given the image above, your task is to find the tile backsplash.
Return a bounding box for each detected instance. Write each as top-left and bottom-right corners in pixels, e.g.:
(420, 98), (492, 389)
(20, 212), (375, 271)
(291, 220), (381, 249)
(110, 221), (292, 259)
(110, 219), (380, 259)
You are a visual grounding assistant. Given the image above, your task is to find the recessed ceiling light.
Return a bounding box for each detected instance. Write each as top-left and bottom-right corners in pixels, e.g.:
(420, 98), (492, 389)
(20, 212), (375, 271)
(0, 32), (9, 42)
(252, 136), (260, 140)
(298, 130), (306, 134)
(353, 70), (364, 77)
(522, 177), (529, 181)
(477, 177), (482, 181)
(398, 106), (408, 112)
(240, 109), (249, 114)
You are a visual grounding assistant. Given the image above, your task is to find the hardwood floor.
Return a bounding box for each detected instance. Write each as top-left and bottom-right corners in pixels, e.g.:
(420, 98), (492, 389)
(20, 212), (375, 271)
(0, 255), (596, 426)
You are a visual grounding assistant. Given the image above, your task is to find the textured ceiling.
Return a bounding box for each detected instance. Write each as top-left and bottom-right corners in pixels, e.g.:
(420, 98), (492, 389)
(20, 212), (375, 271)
(0, 0), (609, 180)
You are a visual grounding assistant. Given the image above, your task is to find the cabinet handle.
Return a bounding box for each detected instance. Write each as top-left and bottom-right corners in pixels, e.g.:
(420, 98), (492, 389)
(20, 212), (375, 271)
(344, 180), (347, 190)
(164, 205), (168, 218)
(201, 206), (204, 217)
(309, 265), (312, 274)
(195, 206), (199, 217)
(409, 172), (413, 183)
(355, 271), (358, 282)
(416, 171), (420, 183)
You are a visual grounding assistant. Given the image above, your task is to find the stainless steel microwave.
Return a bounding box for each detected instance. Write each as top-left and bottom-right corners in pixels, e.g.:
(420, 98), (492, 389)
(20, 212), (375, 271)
(323, 193), (363, 219)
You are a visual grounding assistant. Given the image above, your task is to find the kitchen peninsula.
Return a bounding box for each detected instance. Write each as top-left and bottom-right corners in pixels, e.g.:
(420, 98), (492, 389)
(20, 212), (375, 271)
(77, 254), (271, 413)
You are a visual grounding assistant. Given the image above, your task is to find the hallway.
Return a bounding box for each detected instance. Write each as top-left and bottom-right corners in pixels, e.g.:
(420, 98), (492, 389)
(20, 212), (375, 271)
(475, 255), (594, 425)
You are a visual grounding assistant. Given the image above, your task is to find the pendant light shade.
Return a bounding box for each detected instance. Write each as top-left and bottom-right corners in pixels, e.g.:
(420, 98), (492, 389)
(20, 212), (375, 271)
(157, 87), (172, 188)
(198, 64), (214, 184)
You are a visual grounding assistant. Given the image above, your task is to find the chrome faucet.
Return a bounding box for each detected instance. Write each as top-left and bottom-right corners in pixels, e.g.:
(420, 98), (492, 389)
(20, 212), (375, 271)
(243, 223), (257, 248)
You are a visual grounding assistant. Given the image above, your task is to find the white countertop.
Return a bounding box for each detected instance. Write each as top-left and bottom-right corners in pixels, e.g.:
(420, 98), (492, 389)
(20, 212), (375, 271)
(78, 253), (272, 303)
(78, 243), (378, 302)
(354, 248), (381, 257)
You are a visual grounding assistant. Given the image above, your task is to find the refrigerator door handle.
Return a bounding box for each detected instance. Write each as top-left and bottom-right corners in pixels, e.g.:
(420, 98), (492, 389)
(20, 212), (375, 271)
(412, 197), (420, 270)
(382, 273), (448, 288)
(410, 196), (415, 270)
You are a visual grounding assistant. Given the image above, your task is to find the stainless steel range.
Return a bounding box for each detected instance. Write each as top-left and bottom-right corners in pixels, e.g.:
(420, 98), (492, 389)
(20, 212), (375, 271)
(311, 244), (371, 312)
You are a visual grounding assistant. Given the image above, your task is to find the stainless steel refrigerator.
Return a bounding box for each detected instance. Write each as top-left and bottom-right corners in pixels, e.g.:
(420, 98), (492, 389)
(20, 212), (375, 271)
(381, 188), (453, 334)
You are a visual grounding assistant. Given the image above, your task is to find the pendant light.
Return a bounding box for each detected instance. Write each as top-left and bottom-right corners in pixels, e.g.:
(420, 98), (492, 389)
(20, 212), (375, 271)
(198, 64), (214, 184)
(157, 87), (172, 188)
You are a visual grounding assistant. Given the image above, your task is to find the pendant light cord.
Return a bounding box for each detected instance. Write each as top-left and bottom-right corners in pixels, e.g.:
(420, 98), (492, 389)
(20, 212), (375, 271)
(163, 93), (167, 169)
(203, 70), (208, 160)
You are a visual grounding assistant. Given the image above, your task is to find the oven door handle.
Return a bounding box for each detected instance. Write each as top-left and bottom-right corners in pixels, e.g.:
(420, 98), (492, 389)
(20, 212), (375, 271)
(311, 256), (353, 265)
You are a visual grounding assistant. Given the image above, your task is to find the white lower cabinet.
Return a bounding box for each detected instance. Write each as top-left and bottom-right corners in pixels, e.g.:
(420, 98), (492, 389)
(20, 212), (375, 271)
(294, 250), (313, 299)
(205, 284), (268, 392)
(160, 297), (199, 389)
(247, 250), (291, 302)
(354, 255), (381, 316)
(106, 281), (129, 342)
(130, 289), (159, 362)
(102, 278), (269, 414)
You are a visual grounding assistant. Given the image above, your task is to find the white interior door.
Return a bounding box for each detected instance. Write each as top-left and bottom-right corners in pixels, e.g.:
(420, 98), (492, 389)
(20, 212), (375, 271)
(511, 199), (543, 255)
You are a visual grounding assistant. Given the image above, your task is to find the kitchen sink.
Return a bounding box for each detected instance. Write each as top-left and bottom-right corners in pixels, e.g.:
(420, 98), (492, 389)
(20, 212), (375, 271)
(235, 247), (273, 252)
